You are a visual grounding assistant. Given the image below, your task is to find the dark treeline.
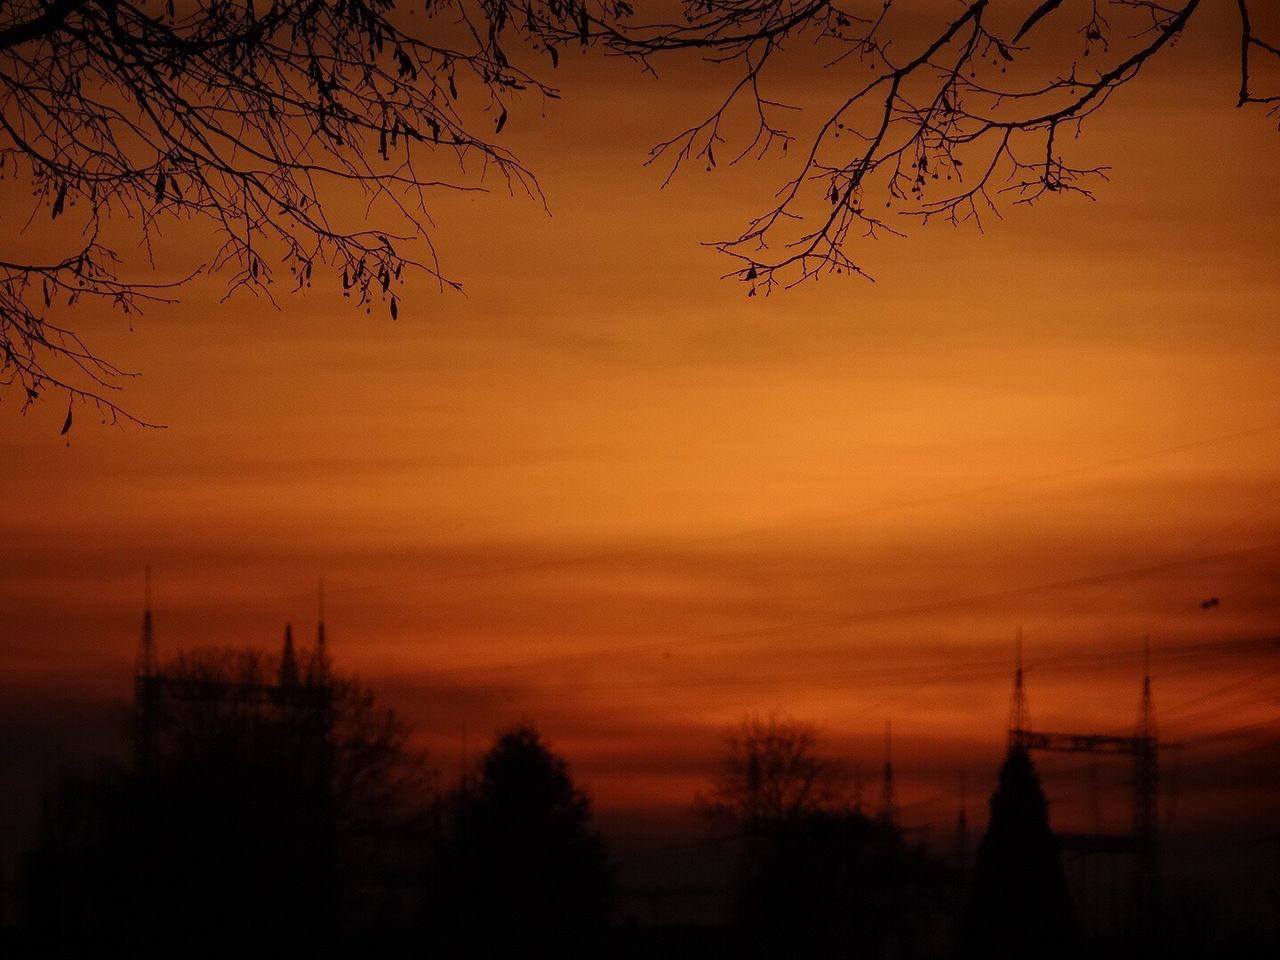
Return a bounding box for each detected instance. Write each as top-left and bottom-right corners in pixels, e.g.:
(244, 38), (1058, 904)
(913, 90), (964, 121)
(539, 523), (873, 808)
(7, 642), (1278, 958)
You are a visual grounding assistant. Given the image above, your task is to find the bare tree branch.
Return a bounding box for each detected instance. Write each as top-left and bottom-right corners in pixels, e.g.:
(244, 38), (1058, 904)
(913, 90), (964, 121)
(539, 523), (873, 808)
(697, 713), (848, 833)
(0, 0), (591, 425)
(4, 2), (1275, 425)
(566, 1), (1273, 296)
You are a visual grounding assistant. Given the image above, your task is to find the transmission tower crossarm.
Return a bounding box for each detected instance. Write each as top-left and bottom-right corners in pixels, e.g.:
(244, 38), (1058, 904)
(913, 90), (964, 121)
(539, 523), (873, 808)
(1018, 730), (1149, 755)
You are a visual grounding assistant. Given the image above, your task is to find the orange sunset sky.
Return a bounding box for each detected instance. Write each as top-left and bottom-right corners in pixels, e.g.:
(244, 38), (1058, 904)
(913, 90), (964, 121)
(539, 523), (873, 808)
(2, 0), (1279, 906)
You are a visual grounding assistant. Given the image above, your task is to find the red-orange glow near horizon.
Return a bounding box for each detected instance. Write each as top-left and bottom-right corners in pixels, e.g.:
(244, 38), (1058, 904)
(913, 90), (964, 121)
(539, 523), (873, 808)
(2, 3), (1279, 890)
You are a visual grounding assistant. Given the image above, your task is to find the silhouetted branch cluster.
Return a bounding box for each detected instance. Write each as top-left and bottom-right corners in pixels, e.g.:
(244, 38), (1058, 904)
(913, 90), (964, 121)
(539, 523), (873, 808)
(697, 713), (847, 830)
(3, 2), (1276, 421)
(0, 0), (590, 422)
(1236, 0), (1280, 109)
(564, 1), (1275, 294)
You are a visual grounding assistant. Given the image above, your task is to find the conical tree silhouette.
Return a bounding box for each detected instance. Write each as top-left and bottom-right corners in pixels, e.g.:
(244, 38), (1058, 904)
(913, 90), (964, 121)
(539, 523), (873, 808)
(432, 725), (613, 956)
(958, 746), (1079, 959)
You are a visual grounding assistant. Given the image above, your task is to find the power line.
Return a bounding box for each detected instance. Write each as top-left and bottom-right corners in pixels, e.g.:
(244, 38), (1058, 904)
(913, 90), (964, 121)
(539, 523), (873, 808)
(151, 418), (1280, 609)
(426, 544), (1280, 680)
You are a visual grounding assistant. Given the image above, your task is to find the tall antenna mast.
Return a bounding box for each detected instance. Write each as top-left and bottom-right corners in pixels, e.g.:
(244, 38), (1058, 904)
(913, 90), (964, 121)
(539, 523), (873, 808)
(880, 720), (896, 826)
(460, 723), (470, 792)
(317, 576), (327, 658)
(1133, 635), (1160, 929)
(954, 769), (969, 871)
(135, 566), (158, 773)
(1138, 634), (1155, 739)
(138, 566), (155, 677)
(1008, 627), (1029, 747)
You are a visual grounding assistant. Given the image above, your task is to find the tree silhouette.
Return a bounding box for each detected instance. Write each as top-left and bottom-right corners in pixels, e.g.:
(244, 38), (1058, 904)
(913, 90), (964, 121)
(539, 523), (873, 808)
(430, 724), (613, 956)
(697, 713), (847, 831)
(699, 715), (943, 958)
(958, 745), (1079, 959)
(19, 647), (429, 953)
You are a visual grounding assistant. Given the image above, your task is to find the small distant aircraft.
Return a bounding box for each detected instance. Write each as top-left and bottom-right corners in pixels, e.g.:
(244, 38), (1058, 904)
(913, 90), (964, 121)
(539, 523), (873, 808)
(1200, 596), (1220, 609)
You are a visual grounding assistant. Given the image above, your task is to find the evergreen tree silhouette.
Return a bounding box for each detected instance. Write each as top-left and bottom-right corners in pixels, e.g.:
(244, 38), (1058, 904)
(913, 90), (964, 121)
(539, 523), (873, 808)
(958, 746), (1080, 959)
(431, 725), (614, 956)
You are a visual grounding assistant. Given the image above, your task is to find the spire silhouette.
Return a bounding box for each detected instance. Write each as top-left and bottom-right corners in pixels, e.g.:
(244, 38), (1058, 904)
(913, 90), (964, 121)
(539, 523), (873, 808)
(279, 623), (299, 688)
(308, 578), (330, 685)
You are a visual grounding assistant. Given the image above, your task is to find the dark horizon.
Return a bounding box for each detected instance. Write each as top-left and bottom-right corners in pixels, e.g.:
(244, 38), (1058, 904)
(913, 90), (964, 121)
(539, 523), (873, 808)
(3, 613), (1277, 946)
